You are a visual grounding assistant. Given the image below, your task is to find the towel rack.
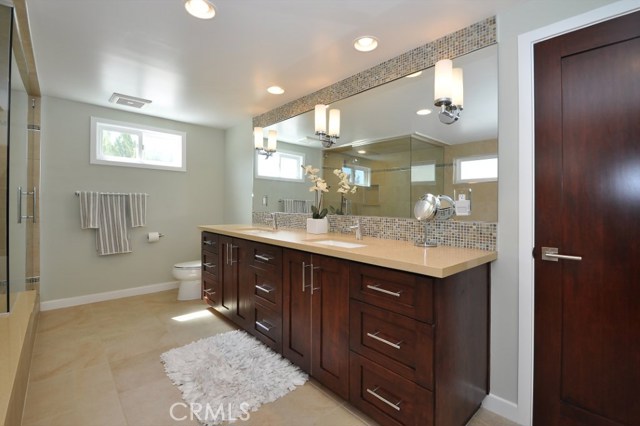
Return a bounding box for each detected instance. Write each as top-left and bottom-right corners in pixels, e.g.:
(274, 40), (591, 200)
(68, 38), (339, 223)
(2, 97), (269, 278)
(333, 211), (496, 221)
(18, 186), (37, 223)
(74, 191), (149, 196)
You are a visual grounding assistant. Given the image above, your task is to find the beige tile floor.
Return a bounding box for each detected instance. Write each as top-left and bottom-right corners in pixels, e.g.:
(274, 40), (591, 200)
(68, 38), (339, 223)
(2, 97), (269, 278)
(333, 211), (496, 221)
(22, 290), (519, 426)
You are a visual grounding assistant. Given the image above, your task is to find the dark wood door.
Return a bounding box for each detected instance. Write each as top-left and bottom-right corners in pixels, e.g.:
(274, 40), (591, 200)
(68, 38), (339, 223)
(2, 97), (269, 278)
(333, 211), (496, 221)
(533, 11), (640, 426)
(282, 249), (312, 373)
(310, 254), (350, 399)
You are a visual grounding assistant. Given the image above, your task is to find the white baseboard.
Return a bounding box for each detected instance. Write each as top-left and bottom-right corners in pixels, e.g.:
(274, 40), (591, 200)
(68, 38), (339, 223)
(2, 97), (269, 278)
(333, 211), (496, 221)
(40, 281), (180, 311)
(483, 394), (522, 425)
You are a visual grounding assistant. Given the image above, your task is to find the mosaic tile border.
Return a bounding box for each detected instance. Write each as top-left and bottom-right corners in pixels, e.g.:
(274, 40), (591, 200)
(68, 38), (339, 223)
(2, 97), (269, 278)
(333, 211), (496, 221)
(253, 16), (496, 128)
(252, 212), (496, 251)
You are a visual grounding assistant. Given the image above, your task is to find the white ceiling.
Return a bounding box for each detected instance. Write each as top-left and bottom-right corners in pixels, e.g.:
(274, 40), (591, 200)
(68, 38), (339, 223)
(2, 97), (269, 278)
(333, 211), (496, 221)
(26, 0), (524, 130)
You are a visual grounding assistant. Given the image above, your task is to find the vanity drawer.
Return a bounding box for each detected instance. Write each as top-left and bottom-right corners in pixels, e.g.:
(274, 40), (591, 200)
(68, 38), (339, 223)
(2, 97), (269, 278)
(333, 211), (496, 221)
(201, 250), (218, 278)
(202, 275), (219, 307)
(202, 232), (219, 253)
(350, 300), (433, 389)
(247, 242), (282, 276)
(253, 273), (281, 312)
(350, 352), (433, 426)
(350, 263), (433, 323)
(251, 305), (282, 353)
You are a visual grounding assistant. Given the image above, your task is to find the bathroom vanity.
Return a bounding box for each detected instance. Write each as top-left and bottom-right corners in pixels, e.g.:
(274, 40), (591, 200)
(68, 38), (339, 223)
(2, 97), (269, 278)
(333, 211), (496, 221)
(199, 225), (496, 426)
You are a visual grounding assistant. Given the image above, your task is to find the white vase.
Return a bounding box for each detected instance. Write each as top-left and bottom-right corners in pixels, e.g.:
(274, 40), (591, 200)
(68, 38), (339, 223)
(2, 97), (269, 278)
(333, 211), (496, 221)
(306, 217), (329, 234)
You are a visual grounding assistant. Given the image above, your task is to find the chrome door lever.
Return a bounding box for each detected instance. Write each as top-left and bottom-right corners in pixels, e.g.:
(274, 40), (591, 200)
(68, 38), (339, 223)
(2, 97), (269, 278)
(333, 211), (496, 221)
(541, 247), (582, 262)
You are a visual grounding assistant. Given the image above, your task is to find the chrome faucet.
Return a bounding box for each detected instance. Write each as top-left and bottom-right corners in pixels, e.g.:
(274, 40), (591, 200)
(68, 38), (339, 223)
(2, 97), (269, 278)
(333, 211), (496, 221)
(349, 219), (362, 240)
(269, 213), (278, 230)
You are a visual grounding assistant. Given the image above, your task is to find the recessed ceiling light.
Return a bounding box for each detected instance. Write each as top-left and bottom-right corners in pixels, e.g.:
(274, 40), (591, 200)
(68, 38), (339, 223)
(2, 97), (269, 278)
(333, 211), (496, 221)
(184, 0), (216, 19)
(406, 71), (423, 78)
(267, 86), (285, 95)
(416, 109), (432, 116)
(357, 150), (367, 154)
(354, 36), (378, 52)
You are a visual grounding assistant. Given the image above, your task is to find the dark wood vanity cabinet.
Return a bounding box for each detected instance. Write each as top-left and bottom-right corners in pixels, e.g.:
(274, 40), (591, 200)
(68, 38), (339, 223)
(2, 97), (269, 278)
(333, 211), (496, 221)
(282, 249), (350, 400)
(245, 241), (283, 352)
(201, 231), (490, 426)
(349, 262), (489, 426)
(201, 232), (220, 308)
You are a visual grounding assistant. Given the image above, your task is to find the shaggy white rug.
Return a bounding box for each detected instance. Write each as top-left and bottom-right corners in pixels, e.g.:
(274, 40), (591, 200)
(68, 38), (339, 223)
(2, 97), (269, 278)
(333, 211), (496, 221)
(161, 330), (308, 425)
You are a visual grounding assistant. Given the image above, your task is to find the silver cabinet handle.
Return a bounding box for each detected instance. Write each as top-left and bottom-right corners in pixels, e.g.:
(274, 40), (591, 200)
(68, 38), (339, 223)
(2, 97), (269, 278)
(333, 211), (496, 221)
(541, 246), (582, 262)
(254, 254), (272, 262)
(203, 240), (214, 246)
(17, 187), (22, 224)
(366, 331), (402, 350)
(255, 320), (273, 332)
(367, 284), (402, 297)
(255, 284), (273, 294)
(203, 262), (216, 268)
(302, 261), (306, 292)
(203, 289), (215, 295)
(302, 261), (312, 292)
(310, 265), (321, 295)
(229, 244), (237, 264)
(366, 387), (401, 411)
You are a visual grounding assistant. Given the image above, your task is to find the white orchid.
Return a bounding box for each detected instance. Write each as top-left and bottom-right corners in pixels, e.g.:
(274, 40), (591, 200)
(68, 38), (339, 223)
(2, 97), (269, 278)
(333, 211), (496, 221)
(332, 168), (358, 214)
(302, 164), (329, 218)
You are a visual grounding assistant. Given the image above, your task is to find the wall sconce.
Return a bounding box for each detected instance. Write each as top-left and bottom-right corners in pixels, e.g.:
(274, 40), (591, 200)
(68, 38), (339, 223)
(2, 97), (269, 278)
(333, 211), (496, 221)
(314, 104), (340, 148)
(254, 127), (277, 158)
(434, 59), (464, 124)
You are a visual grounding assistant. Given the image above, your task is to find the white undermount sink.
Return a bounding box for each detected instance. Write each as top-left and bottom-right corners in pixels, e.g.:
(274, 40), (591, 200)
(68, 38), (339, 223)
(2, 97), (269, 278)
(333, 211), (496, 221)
(310, 239), (366, 249)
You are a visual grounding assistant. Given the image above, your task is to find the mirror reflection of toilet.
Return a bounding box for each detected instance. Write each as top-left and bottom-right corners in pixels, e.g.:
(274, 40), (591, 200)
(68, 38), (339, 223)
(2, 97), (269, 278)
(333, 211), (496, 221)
(172, 260), (201, 300)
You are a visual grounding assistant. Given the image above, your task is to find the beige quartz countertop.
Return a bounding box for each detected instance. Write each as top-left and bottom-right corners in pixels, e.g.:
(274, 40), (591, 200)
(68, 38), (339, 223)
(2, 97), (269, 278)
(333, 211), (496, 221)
(199, 224), (497, 278)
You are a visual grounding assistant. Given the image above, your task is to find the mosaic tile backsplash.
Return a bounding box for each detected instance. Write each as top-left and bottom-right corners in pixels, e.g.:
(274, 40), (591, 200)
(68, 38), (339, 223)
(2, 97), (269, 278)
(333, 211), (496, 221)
(252, 212), (496, 251)
(253, 16), (496, 128)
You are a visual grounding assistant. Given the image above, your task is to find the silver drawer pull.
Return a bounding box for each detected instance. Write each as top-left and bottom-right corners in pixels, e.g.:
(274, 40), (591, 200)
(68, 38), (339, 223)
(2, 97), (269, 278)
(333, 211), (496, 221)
(366, 331), (402, 350)
(203, 289), (215, 295)
(541, 247), (582, 262)
(203, 240), (215, 246)
(367, 284), (402, 297)
(254, 254), (273, 262)
(366, 387), (401, 411)
(255, 284), (273, 294)
(255, 320), (273, 332)
(203, 262), (216, 268)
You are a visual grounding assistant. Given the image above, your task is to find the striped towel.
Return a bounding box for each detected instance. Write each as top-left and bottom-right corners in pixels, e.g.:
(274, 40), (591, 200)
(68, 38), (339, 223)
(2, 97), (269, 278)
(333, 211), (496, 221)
(79, 191), (100, 229)
(96, 194), (131, 256)
(128, 193), (147, 227)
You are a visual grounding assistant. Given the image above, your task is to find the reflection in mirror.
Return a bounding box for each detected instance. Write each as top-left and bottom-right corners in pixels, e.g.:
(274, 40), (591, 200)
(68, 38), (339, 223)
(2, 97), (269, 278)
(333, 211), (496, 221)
(252, 45), (497, 222)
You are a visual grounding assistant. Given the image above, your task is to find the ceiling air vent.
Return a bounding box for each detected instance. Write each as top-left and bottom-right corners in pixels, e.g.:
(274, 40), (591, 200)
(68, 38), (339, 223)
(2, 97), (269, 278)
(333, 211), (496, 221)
(108, 92), (152, 109)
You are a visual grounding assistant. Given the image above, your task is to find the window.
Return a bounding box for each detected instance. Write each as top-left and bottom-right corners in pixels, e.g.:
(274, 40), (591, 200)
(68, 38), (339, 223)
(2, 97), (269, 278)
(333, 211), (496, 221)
(255, 150), (305, 181)
(90, 117), (186, 171)
(454, 155), (498, 183)
(411, 162), (436, 183)
(342, 165), (371, 187)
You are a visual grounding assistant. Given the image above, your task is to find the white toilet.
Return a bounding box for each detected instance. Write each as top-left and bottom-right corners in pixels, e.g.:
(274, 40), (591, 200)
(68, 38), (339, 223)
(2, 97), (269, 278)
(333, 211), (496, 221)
(173, 260), (202, 301)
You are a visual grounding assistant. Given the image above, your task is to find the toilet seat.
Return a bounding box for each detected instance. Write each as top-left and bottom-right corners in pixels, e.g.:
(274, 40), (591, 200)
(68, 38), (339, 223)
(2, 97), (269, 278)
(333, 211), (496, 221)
(174, 260), (201, 269)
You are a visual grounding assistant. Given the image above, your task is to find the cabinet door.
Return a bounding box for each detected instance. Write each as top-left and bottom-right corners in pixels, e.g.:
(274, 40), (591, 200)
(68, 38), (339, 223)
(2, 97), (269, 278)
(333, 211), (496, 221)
(282, 249), (312, 373)
(218, 236), (236, 318)
(311, 254), (350, 399)
(234, 239), (254, 328)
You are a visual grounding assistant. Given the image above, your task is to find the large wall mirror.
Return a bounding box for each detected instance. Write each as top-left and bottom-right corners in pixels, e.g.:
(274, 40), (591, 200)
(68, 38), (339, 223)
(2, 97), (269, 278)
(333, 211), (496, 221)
(252, 44), (497, 223)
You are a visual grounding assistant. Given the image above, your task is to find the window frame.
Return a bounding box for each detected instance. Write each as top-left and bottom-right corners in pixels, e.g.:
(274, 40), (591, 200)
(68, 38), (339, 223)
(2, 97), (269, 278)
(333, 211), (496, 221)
(254, 149), (306, 182)
(90, 117), (187, 172)
(411, 161), (437, 183)
(342, 164), (371, 187)
(453, 154), (498, 184)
